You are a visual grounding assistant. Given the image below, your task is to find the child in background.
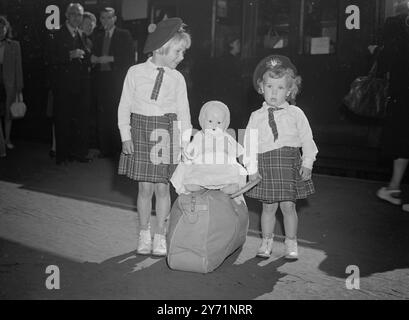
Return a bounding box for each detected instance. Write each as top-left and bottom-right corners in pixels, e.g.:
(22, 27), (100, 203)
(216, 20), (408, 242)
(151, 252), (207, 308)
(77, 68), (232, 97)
(118, 18), (192, 256)
(243, 55), (318, 260)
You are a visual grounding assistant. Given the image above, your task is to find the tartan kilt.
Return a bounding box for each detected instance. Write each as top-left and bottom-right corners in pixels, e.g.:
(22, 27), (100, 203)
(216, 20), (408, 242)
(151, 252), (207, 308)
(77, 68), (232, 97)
(245, 147), (315, 203)
(118, 113), (179, 183)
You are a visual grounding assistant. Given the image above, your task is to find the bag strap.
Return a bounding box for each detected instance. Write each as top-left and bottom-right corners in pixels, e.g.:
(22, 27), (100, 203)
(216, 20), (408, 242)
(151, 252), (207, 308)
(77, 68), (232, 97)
(15, 92), (23, 103)
(368, 46), (384, 77)
(178, 189), (210, 224)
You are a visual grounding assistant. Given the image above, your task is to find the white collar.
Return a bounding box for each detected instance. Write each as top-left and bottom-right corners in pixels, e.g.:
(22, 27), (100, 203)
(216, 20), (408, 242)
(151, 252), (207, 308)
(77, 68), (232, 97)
(105, 26), (115, 38)
(262, 101), (289, 111)
(66, 22), (78, 37)
(146, 57), (171, 72)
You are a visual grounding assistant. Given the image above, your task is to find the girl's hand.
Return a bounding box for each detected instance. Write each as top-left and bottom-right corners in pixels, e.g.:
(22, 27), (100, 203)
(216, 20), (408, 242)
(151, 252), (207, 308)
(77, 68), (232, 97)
(300, 166), (312, 181)
(122, 140), (134, 155)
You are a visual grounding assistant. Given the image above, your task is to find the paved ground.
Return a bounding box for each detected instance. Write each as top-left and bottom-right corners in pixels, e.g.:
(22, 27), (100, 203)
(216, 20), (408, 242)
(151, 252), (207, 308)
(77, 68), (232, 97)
(0, 140), (408, 300)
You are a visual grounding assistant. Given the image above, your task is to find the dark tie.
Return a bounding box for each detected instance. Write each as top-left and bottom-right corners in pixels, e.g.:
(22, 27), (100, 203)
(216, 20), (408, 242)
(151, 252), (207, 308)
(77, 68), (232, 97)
(73, 30), (80, 46)
(268, 107), (283, 142)
(101, 31), (112, 71)
(151, 67), (165, 101)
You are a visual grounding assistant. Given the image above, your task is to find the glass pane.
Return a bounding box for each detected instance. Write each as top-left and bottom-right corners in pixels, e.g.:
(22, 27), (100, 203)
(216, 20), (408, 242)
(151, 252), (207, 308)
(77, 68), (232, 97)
(256, 0), (291, 55)
(302, 0), (338, 55)
(214, 0), (243, 57)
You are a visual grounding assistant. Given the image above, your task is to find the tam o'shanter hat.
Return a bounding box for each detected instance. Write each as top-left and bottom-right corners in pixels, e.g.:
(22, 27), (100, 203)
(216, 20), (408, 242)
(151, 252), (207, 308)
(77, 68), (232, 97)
(252, 55), (297, 91)
(143, 17), (185, 54)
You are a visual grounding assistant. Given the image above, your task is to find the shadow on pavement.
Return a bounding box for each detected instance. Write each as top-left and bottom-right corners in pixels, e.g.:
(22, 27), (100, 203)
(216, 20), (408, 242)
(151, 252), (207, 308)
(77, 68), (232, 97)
(0, 238), (288, 299)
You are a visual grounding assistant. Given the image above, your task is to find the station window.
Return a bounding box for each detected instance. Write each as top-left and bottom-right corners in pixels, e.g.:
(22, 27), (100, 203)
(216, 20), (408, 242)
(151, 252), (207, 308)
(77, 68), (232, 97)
(299, 0), (338, 55)
(256, 0), (291, 55)
(214, 0), (243, 57)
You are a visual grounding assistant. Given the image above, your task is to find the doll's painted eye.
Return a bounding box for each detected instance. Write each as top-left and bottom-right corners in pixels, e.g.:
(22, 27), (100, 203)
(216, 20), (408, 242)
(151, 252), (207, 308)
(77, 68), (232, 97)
(217, 121), (221, 124)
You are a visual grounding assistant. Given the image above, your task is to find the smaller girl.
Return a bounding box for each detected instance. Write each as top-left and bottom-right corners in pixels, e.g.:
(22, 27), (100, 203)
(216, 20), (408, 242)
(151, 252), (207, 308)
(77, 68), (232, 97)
(243, 55), (318, 260)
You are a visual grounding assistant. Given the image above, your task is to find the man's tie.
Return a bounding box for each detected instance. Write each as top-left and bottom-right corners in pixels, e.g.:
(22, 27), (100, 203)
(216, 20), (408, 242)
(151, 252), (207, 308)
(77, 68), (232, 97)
(268, 107), (283, 142)
(151, 67), (165, 101)
(101, 31), (112, 71)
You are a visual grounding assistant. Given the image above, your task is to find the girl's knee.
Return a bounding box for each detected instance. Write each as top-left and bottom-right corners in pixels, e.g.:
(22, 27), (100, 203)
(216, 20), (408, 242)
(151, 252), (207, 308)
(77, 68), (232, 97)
(262, 202), (279, 214)
(139, 182), (154, 198)
(280, 201), (296, 214)
(155, 183), (170, 198)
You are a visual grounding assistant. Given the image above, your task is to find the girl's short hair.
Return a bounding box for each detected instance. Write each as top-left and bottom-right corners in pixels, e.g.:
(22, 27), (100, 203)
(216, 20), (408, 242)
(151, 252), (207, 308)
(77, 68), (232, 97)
(156, 28), (191, 55)
(258, 66), (302, 101)
(0, 15), (11, 39)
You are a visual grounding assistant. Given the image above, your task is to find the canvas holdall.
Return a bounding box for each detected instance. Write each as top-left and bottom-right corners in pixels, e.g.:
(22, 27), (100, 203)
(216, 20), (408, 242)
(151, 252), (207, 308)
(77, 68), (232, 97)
(166, 190), (249, 273)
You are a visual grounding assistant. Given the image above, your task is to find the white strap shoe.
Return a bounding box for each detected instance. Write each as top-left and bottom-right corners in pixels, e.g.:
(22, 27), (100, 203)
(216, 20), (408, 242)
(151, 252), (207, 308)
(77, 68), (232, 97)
(285, 238), (298, 260)
(137, 229), (152, 255)
(152, 234), (167, 257)
(257, 237), (274, 258)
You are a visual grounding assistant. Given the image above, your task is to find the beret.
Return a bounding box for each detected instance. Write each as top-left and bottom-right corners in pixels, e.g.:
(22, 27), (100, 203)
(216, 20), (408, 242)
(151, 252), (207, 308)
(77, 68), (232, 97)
(143, 17), (184, 54)
(252, 55), (297, 91)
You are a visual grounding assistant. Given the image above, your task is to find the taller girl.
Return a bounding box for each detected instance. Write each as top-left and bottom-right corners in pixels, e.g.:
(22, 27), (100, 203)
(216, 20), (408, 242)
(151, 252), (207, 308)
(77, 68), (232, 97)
(118, 18), (192, 257)
(244, 55), (318, 260)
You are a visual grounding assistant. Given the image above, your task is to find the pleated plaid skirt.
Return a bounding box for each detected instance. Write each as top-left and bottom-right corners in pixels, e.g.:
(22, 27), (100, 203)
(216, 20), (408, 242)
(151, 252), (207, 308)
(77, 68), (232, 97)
(118, 113), (179, 183)
(246, 147), (315, 203)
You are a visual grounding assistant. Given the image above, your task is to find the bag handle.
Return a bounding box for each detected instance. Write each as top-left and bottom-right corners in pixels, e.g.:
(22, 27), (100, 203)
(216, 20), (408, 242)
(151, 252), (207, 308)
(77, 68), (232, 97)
(230, 176), (262, 199)
(15, 92), (23, 103)
(368, 45), (385, 77)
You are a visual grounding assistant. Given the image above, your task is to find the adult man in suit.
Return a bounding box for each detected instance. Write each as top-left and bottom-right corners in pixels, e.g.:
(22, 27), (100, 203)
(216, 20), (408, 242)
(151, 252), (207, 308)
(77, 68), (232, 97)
(91, 7), (134, 158)
(49, 3), (92, 165)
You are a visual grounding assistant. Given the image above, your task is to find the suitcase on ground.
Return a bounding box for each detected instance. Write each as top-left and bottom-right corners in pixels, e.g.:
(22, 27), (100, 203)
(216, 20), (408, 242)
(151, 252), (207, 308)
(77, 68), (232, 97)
(166, 190), (249, 273)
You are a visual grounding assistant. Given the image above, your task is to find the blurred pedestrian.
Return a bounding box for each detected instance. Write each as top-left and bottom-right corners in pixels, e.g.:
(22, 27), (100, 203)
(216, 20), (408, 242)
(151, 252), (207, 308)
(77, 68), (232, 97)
(376, 0), (409, 212)
(0, 15), (23, 158)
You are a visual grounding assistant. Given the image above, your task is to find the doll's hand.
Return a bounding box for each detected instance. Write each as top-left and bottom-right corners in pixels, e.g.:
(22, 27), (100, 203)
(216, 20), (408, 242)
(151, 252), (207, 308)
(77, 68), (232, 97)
(299, 166), (312, 181)
(183, 145), (197, 161)
(122, 140), (134, 155)
(249, 172), (261, 182)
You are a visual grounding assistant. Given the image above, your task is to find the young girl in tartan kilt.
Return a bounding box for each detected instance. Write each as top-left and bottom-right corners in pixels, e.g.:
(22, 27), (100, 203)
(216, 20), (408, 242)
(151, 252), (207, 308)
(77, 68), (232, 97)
(117, 18), (192, 256)
(243, 55), (318, 260)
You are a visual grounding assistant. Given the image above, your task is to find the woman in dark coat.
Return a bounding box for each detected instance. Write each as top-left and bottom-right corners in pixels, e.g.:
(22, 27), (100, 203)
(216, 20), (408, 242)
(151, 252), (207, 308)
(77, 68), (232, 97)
(376, 1), (409, 212)
(0, 15), (24, 157)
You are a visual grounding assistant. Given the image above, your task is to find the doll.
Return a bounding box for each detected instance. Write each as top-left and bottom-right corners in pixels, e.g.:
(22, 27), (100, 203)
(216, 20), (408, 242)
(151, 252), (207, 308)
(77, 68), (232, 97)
(170, 101), (247, 195)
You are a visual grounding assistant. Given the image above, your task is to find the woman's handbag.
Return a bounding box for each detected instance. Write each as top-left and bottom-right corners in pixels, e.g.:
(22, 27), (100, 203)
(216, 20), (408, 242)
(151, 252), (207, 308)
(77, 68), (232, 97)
(10, 93), (26, 119)
(343, 50), (390, 119)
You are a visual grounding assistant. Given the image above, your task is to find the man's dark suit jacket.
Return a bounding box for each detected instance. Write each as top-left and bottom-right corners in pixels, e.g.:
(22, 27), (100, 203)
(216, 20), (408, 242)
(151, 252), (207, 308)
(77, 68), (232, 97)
(48, 24), (91, 93)
(93, 26), (134, 88)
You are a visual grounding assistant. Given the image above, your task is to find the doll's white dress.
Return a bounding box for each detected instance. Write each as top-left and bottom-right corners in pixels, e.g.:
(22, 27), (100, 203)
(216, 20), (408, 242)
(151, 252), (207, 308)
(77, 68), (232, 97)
(170, 129), (248, 195)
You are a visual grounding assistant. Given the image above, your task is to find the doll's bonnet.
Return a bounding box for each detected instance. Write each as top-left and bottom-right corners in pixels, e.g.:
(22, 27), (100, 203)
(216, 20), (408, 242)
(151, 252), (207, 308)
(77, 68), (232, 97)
(198, 101), (231, 130)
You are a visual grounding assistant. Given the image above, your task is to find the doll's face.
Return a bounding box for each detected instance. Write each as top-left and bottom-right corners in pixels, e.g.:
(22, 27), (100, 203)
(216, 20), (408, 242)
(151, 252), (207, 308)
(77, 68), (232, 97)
(203, 107), (226, 132)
